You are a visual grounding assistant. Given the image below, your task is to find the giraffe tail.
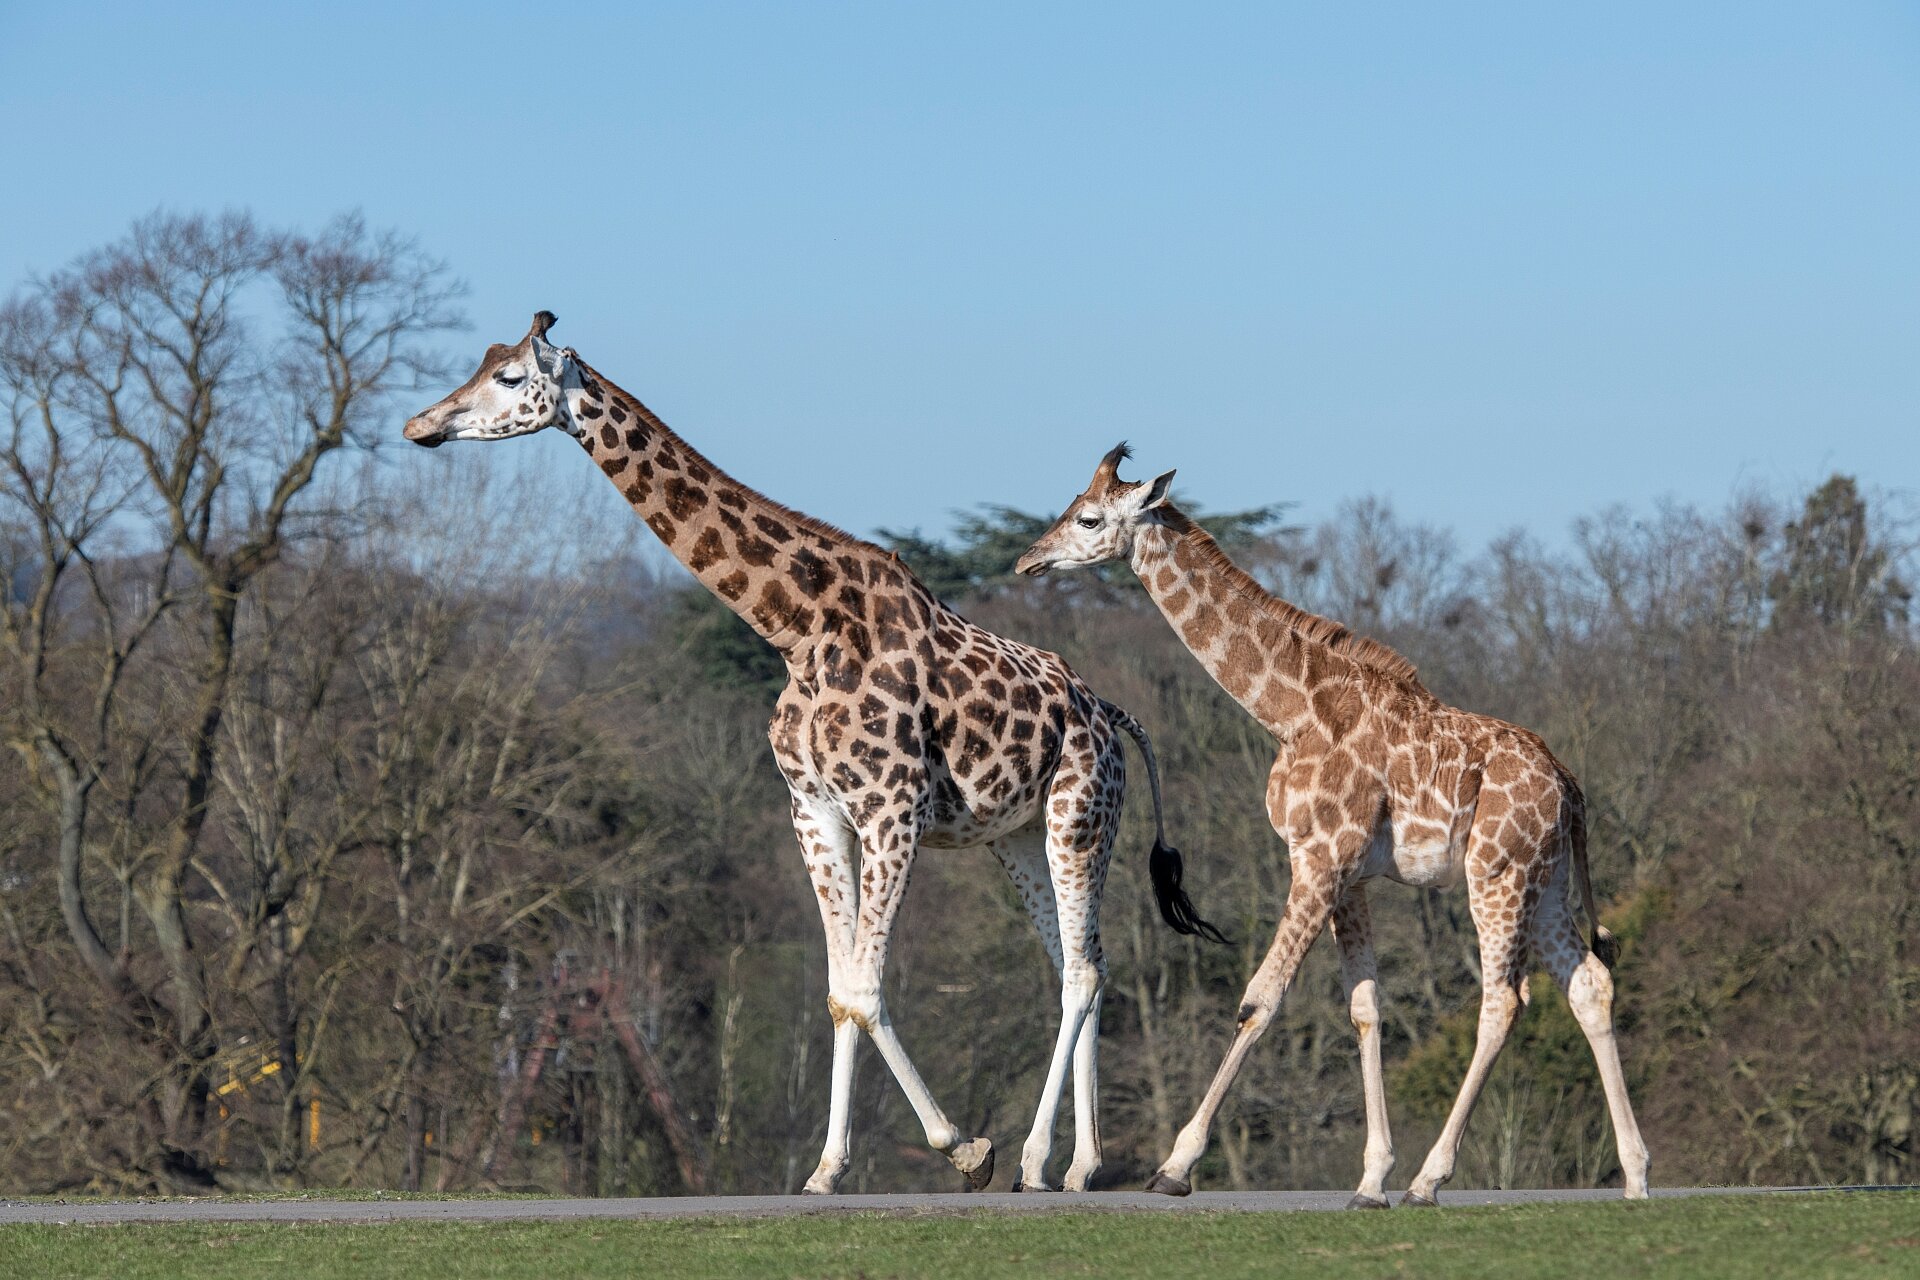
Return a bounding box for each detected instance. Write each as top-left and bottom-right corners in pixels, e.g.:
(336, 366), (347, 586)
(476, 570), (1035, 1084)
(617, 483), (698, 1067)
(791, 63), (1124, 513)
(1099, 699), (1230, 946)
(1567, 781), (1618, 968)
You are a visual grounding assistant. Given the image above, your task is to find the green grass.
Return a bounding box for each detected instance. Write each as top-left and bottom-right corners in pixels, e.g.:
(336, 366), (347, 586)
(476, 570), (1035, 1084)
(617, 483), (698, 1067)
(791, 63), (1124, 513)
(6, 1194), (1917, 1279)
(3, 1188), (541, 1204)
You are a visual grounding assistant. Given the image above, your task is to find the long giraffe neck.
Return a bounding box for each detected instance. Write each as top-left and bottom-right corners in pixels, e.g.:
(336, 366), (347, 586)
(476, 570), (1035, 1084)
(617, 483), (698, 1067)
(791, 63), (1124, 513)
(1129, 510), (1422, 737)
(563, 359), (874, 652)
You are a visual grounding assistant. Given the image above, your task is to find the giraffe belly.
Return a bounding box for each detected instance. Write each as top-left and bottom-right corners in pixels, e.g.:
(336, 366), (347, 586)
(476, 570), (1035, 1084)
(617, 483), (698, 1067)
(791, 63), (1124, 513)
(921, 776), (1046, 849)
(1381, 801), (1474, 889)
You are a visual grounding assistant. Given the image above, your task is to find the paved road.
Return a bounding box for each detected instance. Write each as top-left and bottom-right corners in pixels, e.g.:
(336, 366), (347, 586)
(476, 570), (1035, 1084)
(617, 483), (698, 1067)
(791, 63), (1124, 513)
(4, 1185), (1899, 1225)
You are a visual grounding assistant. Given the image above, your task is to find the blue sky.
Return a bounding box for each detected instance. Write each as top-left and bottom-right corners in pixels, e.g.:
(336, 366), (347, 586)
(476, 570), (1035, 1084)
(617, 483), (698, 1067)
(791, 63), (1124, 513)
(3, 3), (1916, 552)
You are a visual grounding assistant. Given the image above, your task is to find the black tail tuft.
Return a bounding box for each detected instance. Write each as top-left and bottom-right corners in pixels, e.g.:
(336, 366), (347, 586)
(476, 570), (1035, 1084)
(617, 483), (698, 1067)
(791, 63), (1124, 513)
(1592, 925), (1620, 970)
(1149, 839), (1229, 945)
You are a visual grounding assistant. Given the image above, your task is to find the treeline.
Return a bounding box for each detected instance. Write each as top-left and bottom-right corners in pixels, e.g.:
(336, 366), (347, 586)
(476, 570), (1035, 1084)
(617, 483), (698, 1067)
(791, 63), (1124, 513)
(2, 214), (1915, 1195)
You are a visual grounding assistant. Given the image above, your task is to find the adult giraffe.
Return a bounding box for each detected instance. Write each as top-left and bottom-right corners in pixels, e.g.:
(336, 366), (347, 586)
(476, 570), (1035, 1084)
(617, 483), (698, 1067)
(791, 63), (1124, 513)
(1014, 444), (1650, 1207)
(403, 317), (1223, 1193)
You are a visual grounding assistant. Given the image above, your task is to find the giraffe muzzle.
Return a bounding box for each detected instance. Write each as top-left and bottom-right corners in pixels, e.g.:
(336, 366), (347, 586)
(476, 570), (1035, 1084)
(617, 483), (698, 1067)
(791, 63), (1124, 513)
(403, 414), (448, 448)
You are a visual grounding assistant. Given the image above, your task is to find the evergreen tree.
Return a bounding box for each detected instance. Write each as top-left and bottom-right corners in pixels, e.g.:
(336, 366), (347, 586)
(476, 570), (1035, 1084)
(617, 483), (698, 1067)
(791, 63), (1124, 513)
(1767, 474), (1910, 630)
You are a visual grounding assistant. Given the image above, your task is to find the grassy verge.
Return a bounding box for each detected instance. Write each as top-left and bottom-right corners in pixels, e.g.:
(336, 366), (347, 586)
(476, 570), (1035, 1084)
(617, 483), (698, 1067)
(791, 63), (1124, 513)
(7, 1193), (1917, 1279)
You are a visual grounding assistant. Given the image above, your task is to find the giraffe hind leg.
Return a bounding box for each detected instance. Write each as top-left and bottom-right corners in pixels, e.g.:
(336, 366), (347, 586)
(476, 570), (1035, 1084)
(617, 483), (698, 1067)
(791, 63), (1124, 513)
(1534, 891), (1651, 1198)
(1404, 871), (1530, 1206)
(993, 829), (1069, 1192)
(1000, 796), (1113, 1192)
(1333, 884), (1396, 1208)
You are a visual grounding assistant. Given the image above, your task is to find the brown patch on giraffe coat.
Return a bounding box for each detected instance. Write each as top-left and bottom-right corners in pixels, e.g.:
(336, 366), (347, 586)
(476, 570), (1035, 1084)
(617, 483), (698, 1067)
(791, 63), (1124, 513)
(789, 548), (836, 598)
(752, 581), (807, 635)
(737, 535), (778, 567)
(1183, 608), (1223, 650)
(663, 477), (707, 521)
(1311, 682), (1364, 741)
(687, 528), (728, 573)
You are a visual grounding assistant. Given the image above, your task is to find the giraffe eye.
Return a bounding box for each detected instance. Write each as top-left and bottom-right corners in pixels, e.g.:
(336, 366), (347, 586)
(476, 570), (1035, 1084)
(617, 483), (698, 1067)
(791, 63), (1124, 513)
(1076, 515), (1101, 529)
(495, 368), (526, 388)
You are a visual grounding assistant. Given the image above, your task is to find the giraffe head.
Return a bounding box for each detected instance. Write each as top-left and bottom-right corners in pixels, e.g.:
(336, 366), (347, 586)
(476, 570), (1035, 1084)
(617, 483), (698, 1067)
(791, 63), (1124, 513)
(404, 311), (573, 447)
(1014, 443), (1175, 576)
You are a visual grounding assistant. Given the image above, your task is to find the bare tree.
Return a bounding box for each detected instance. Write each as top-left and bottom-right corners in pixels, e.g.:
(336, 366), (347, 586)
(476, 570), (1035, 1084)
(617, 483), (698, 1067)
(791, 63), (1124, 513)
(0, 211), (459, 1187)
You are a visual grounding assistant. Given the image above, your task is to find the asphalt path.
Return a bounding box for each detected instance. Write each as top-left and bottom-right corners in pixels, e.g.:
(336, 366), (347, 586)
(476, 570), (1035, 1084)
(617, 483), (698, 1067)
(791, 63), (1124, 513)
(4, 1185), (1902, 1225)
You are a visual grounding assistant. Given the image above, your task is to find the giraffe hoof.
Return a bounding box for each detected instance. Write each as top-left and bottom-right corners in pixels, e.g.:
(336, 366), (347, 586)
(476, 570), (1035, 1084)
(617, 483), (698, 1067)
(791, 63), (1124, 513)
(1144, 1172), (1192, 1197)
(800, 1166), (844, 1195)
(1012, 1179), (1058, 1193)
(949, 1137), (994, 1191)
(1346, 1193), (1390, 1210)
(1399, 1190), (1438, 1208)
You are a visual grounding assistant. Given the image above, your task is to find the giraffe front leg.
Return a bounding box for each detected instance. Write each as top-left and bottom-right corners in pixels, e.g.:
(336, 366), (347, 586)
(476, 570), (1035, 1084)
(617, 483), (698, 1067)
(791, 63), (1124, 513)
(804, 1018), (860, 1194)
(791, 794), (861, 1195)
(1149, 862), (1339, 1195)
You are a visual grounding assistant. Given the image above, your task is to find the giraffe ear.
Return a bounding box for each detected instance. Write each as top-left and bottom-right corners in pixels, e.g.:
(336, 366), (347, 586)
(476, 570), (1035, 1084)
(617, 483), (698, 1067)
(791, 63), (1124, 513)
(527, 311), (563, 374)
(1139, 469), (1176, 510)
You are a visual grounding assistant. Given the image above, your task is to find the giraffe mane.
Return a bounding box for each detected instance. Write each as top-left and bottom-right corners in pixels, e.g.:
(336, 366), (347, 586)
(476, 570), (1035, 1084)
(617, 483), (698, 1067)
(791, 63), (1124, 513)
(1158, 508), (1425, 688)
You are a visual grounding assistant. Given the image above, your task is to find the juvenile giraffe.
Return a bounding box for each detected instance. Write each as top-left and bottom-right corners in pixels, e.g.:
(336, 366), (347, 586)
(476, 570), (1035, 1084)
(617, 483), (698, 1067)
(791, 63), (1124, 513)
(1015, 444), (1651, 1207)
(403, 317), (1223, 1193)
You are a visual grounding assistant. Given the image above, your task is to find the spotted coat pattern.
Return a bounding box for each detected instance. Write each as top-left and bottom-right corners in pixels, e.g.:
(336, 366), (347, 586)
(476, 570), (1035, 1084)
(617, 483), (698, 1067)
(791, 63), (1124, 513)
(1017, 446), (1652, 1206)
(405, 317), (1197, 1194)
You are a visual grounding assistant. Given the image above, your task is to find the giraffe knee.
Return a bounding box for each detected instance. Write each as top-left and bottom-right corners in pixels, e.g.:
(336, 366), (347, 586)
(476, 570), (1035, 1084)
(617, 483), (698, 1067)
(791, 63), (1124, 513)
(827, 982), (884, 1032)
(1235, 998), (1274, 1033)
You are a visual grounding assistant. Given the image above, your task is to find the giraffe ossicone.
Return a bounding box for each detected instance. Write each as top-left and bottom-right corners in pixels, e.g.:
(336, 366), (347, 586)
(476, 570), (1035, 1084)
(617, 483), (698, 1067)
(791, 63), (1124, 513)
(405, 317), (1227, 1194)
(1017, 444), (1651, 1206)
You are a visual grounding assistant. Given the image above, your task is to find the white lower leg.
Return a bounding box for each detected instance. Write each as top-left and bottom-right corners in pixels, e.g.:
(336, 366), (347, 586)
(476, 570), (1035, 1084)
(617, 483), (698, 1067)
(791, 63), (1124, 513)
(1158, 1017), (1264, 1183)
(803, 1017), (861, 1193)
(1349, 978), (1396, 1201)
(1063, 989), (1104, 1191)
(1157, 880), (1335, 1188)
(1407, 989), (1519, 1201)
(1020, 972), (1097, 1189)
(858, 1002), (960, 1152)
(1568, 957), (1651, 1198)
